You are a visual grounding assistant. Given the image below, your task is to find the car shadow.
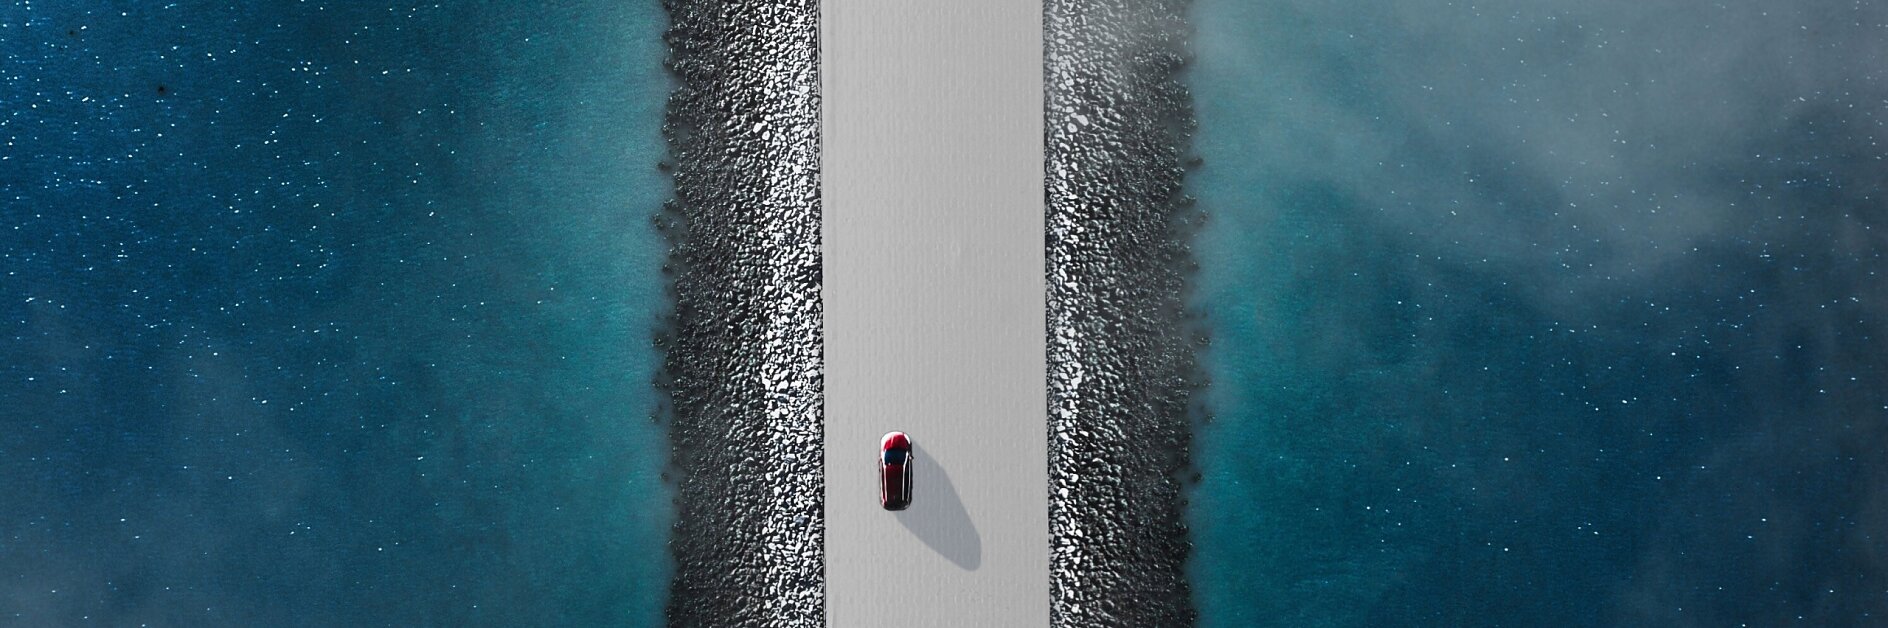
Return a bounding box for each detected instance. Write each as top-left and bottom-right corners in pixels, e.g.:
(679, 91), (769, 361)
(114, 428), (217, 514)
(894, 443), (982, 570)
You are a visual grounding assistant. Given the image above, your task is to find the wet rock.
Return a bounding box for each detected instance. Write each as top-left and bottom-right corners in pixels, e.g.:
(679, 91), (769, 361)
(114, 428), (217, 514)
(659, 0), (823, 626)
(1046, 0), (1202, 625)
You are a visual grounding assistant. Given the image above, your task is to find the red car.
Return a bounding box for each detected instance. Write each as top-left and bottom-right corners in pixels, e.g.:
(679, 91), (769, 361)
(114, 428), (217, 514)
(880, 431), (914, 511)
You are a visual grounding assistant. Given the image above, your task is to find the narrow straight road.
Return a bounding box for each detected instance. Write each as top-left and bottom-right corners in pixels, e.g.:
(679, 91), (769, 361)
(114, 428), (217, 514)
(821, 0), (1046, 626)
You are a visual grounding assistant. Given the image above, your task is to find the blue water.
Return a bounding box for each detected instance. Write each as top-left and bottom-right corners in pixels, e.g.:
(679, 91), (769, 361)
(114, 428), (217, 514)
(0, 3), (671, 625)
(1190, 0), (1888, 625)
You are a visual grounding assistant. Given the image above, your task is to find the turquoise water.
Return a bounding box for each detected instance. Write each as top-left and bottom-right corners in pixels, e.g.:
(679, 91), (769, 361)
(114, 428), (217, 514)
(0, 3), (671, 625)
(1190, 0), (1888, 625)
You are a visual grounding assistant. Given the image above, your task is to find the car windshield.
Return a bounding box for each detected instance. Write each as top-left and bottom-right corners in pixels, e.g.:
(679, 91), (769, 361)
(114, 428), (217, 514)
(883, 449), (906, 465)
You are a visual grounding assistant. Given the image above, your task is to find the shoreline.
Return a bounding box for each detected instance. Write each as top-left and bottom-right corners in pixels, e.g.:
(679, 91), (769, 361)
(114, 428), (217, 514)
(1046, 0), (1204, 625)
(657, 1), (824, 625)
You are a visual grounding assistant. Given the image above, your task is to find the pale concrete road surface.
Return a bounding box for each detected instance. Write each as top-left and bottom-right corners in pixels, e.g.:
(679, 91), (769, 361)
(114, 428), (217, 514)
(821, 0), (1046, 625)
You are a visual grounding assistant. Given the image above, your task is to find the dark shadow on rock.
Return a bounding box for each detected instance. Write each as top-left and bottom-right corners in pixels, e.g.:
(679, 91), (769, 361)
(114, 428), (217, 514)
(894, 443), (982, 570)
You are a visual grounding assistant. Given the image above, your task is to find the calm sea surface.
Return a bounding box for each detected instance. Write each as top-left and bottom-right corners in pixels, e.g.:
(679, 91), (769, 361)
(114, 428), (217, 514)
(1190, 1), (1888, 625)
(0, 3), (671, 625)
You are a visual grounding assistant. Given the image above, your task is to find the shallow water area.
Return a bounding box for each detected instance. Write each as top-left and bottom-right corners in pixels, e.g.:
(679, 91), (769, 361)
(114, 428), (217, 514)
(1189, 1), (1888, 625)
(0, 3), (672, 625)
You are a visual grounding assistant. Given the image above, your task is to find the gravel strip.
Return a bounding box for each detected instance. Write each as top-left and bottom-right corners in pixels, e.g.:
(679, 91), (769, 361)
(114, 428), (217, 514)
(1046, 0), (1203, 625)
(658, 1), (823, 626)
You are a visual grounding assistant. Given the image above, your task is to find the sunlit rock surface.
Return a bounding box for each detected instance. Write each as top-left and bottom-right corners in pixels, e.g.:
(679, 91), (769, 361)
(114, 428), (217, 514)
(1046, 0), (1202, 625)
(659, 1), (823, 625)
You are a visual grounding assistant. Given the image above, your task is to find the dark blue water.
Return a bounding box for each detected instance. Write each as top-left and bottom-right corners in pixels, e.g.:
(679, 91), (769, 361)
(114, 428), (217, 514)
(1190, 1), (1888, 625)
(0, 3), (671, 625)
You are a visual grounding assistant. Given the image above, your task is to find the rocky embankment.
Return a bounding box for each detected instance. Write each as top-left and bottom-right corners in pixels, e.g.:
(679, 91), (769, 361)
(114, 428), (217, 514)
(659, 1), (823, 626)
(1046, 0), (1202, 624)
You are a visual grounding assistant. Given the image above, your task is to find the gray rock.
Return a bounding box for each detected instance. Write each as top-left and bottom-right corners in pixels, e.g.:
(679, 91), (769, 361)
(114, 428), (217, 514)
(1047, 0), (1203, 625)
(659, 0), (823, 626)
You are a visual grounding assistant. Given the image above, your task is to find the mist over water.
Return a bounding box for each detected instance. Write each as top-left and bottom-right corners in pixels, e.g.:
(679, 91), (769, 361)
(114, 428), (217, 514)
(1, 3), (671, 625)
(1189, 0), (1888, 625)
